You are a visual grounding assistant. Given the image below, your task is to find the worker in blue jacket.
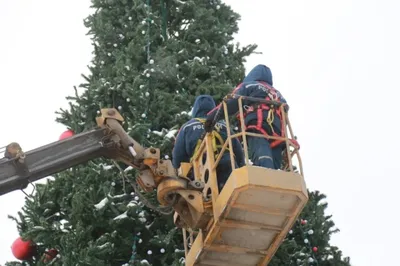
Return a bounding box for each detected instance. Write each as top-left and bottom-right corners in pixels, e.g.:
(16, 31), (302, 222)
(172, 95), (245, 191)
(205, 64), (288, 170)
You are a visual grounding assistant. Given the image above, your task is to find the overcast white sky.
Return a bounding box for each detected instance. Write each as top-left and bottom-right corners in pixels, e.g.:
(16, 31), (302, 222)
(1, 0), (399, 265)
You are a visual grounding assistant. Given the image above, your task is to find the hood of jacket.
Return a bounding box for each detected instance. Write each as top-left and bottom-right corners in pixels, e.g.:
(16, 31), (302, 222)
(243, 64), (273, 86)
(191, 95), (216, 118)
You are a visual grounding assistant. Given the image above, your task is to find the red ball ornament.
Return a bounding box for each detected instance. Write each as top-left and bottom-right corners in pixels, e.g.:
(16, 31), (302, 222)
(313, 247), (318, 252)
(59, 129), (75, 140)
(301, 219), (307, 225)
(11, 237), (35, 260)
(43, 248), (58, 263)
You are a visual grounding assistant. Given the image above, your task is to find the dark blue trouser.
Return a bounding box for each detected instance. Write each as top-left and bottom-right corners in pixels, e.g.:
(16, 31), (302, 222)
(216, 153), (237, 191)
(247, 135), (283, 169)
(246, 119), (284, 170)
(190, 153), (236, 192)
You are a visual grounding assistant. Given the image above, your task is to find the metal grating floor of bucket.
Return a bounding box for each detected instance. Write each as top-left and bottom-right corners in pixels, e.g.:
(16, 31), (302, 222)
(187, 166), (308, 266)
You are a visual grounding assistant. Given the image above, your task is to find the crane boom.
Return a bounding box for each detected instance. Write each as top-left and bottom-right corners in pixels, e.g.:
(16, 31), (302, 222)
(0, 108), (188, 199)
(0, 129), (108, 196)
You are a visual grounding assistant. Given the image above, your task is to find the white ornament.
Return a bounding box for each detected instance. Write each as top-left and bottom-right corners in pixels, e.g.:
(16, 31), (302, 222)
(142, 30), (146, 34)
(289, 230), (293, 234)
(164, 155), (169, 159)
(308, 229), (314, 235)
(195, 39), (200, 43)
(101, 61), (105, 65)
(126, 98), (130, 102)
(128, 16), (132, 20)
(113, 43), (117, 47)
(107, 52), (111, 56)
(137, 232), (141, 235)
(146, 73), (150, 77)
(304, 239), (309, 244)
(138, 238), (143, 243)
(184, 61), (188, 64)
(97, 110), (100, 114)
(141, 113), (146, 118)
(145, 92), (150, 97)
(118, 106), (122, 110)
(216, 5), (221, 9)
(147, 250), (152, 255)
(149, 59), (154, 64)
(308, 258), (314, 263)
(111, 182), (115, 186)
(150, 68), (154, 72)
(142, 20), (146, 25)
(124, 24), (127, 28)
(140, 85), (145, 89)
(160, 248), (165, 253)
(134, 196), (139, 200)
(176, 64), (179, 67)
(151, 20), (154, 24)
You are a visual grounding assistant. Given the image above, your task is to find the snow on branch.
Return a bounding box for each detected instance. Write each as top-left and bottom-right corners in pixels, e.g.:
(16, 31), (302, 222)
(94, 197), (109, 210)
(152, 128), (179, 139)
(113, 211), (128, 220)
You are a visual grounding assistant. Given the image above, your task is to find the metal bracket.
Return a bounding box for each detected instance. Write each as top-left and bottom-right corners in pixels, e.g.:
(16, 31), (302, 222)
(20, 179), (36, 198)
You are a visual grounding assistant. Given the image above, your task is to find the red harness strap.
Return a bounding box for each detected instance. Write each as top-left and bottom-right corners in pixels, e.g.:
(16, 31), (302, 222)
(239, 81), (300, 150)
(245, 106), (285, 148)
(207, 82), (300, 150)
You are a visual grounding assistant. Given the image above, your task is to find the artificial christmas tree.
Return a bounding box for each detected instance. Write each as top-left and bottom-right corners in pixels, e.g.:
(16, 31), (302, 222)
(4, 0), (351, 265)
(5, 0), (256, 265)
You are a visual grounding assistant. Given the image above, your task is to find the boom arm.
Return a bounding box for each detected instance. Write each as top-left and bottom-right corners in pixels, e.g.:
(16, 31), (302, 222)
(0, 128), (108, 196)
(0, 108), (187, 200)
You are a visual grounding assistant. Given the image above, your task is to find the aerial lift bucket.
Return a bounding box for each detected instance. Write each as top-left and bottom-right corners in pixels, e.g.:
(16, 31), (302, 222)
(177, 96), (308, 266)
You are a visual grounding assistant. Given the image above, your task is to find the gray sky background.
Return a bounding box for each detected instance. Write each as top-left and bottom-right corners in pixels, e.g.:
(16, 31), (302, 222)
(1, 0), (399, 265)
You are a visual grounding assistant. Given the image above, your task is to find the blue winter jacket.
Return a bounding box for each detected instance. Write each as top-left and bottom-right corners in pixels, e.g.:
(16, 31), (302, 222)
(172, 95), (245, 169)
(206, 64), (288, 128)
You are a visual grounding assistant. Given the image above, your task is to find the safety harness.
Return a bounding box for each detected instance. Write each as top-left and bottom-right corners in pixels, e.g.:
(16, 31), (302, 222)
(232, 81), (300, 150)
(190, 118), (230, 163)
